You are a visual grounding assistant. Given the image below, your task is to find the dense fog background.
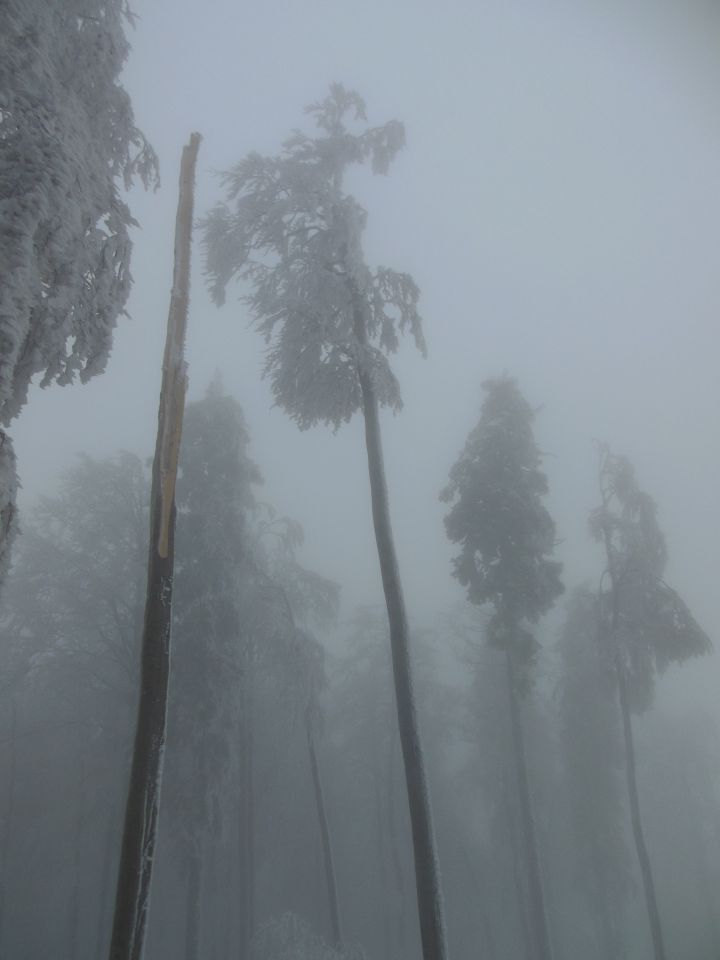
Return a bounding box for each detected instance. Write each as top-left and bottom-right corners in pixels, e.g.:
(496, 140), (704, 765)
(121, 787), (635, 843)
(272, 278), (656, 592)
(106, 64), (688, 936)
(4, 1), (720, 957)
(14, 0), (720, 644)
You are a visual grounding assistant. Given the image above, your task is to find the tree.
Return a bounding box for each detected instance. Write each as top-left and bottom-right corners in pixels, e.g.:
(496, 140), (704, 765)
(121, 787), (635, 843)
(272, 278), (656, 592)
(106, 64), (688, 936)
(108, 132), (199, 960)
(202, 84), (448, 960)
(0, 0), (159, 569)
(590, 447), (710, 960)
(0, 451), (149, 958)
(557, 588), (634, 959)
(441, 376), (563, 960)
(162, 380), (262, 960)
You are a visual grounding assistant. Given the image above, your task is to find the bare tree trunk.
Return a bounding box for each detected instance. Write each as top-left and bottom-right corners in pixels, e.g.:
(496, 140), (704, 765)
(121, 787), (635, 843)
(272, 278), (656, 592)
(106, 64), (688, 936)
(505, 651), (553, 960)
(0, 429), (17, 584)
(68, 747), (86, 959)
(371, 737), (393, 960)
(501, 775), (534, 960)
(354, 306), (448, 960)
(184, 853), (201, 960)
(387, 728), (408, 960)
(306, 709), (343, 948)
(598, 497), (667, 960)
(614, 652), (667, 960)
(108, 132), (201, 960)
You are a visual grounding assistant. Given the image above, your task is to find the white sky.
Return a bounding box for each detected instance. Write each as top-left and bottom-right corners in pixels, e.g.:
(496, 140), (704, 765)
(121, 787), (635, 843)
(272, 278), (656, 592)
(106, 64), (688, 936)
(12, 0), (720, 705)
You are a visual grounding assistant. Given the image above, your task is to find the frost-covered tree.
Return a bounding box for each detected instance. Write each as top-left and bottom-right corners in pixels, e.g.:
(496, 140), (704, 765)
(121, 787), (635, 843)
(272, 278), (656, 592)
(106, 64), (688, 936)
(0, 452), (149, 958)
(0, 0), (158, 571)
(441, 376), (563, 960)
(202, 85), (447, 960)
(590, 447), (710, 960)
(162, 381), (262, 960)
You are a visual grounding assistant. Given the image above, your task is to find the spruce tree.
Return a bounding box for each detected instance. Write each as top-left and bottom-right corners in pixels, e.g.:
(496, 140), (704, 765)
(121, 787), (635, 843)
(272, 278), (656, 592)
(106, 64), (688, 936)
(441, 376), (563, 960)
(590, 447), (710, 960)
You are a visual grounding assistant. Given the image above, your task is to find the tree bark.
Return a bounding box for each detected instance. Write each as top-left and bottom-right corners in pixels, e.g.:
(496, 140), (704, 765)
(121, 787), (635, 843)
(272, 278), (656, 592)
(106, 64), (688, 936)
(354, 306), (448, 960)
(386, 729), (408, 960)
(107, 132), (200, 960)
(614, 650), (667, 960)
(505, 651), (553, 960)
(68, 746), (86, 959)
(306, 709), (343, 948)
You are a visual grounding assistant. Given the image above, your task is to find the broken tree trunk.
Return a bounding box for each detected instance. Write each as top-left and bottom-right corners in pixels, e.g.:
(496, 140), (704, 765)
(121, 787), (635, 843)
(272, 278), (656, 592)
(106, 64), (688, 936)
(107, 132), (201, 960)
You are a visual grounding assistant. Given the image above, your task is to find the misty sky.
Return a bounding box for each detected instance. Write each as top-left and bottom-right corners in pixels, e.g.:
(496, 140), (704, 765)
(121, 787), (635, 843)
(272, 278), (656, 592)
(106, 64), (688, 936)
(12, 0), (720, 704)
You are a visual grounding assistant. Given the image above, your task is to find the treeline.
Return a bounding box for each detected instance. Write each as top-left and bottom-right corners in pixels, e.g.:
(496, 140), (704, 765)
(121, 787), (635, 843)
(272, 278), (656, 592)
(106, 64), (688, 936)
(0, 376), (717, 960)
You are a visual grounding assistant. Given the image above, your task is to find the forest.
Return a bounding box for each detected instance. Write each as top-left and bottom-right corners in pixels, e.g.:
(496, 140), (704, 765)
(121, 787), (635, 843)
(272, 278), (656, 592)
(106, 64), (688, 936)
(1, 2), (719, 960)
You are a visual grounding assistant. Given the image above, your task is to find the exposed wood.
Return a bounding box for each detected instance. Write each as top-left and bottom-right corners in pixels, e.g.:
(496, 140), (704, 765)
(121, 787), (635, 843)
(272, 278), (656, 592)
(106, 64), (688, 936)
(107, 132), (200, 960)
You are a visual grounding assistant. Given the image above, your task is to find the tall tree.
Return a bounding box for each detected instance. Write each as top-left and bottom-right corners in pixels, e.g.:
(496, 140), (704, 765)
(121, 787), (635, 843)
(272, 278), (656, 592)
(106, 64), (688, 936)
(0, 0), (158, 570)
(162, 380), (262, 960)
(557, 588), (634, 959)
(590, 447), (710, 960)
(0, 451), (149, 958)
(202, 84), (448, 960)
(108, 132), (200, 960)
(441, 376), (563, 960)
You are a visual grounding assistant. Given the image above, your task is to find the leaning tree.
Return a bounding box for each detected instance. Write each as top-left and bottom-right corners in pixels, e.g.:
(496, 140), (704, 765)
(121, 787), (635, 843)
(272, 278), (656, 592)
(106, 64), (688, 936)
(590, 447), (710, 960)
(441, 376), (563, 960)
(202, 84), (448, 960)
(0, 0), (158, 574)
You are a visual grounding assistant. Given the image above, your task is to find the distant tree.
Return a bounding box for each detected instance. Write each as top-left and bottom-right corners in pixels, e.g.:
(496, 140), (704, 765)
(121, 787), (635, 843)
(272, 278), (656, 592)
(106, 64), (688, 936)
(557, 588), (634, 959)
(590, 447), (710, 960)
(0, 0), (158, 572)
(0, 452), (149, 957)
(202, 84), (448, 960)
(162, 380), (262, 960)
(441, 376), (563, 960)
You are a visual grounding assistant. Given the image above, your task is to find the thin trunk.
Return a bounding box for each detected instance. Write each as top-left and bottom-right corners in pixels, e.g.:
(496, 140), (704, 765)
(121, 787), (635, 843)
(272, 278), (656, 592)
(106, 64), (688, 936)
(184, 853), (201, 960)
(0, 697), (17, 952)
(387, 729), (408, 960)
(614, 653), (667, 960)
(108, 132), (200, 960)
(599, 499), (667, 960)
(306, 710), (342, 948)
(371, 736), (392, 960)
(69, 748), (86, 958)
(354, 305), (448, 960)
(503, 770), (535, 960)
(505, 651), (553, 960)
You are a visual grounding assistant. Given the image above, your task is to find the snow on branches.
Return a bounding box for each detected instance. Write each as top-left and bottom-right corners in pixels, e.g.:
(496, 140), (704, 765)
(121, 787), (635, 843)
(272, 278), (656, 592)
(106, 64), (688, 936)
(202, 84), (424, 430)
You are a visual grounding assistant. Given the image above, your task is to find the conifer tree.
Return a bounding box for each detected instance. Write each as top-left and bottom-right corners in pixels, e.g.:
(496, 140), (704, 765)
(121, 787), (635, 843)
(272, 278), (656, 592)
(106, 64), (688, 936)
(590, 447), (710, 960)
(557, 588), (633, 959)
(441, 376), (563, 960)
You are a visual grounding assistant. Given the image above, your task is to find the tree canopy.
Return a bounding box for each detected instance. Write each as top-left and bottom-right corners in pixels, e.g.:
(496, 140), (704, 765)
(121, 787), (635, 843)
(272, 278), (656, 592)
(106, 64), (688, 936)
(202, 83), (424, 429)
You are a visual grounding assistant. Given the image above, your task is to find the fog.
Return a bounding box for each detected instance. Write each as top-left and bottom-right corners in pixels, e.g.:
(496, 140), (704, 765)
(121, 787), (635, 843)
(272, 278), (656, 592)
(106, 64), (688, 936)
(2, 1), (720, 958)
